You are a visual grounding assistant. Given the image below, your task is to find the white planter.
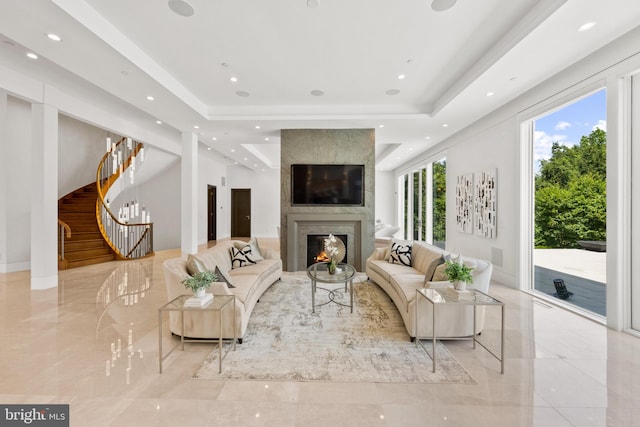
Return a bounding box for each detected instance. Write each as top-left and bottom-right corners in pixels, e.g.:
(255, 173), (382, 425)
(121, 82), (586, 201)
(193, 288), (206, 298)
(453, 281), (467, 291)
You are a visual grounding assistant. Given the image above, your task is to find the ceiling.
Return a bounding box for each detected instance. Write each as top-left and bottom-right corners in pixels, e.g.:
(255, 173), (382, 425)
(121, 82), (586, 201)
(1, 0), (640, 172)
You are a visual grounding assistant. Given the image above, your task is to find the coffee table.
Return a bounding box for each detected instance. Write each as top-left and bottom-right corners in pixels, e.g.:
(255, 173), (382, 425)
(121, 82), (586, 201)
(307, 262), (356, 313)
(415, 288), (504, 374)
(158, 294), (236, 374)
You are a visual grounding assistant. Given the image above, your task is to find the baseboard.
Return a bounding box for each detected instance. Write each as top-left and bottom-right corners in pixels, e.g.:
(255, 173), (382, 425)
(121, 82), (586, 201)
(0, 261), (30, 273)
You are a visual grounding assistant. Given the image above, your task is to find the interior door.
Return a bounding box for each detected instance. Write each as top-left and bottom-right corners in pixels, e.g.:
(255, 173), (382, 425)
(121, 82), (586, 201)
(231, 189), (251, 238)
(207, 185), (217, 241)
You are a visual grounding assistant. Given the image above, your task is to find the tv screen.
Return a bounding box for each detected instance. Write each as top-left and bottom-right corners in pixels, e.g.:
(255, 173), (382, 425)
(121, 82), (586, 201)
(291, 164), (364, 206)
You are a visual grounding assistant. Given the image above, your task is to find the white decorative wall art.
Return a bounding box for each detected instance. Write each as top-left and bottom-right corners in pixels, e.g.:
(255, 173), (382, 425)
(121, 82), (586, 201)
(474, 169), (497, 238)
(456, 174), (473, 233)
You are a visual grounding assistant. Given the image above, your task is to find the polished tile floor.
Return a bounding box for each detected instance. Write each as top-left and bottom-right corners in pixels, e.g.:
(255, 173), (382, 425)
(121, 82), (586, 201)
(1, 241), (639, 426)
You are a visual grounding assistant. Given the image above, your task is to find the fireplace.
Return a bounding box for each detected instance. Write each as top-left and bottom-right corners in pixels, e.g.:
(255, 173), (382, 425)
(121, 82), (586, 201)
(306, 234), (348, 267)
(286, 213), (367, 271)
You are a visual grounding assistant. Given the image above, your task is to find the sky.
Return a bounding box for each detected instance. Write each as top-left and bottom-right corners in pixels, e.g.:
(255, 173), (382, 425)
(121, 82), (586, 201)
(534, 88), (606, 172)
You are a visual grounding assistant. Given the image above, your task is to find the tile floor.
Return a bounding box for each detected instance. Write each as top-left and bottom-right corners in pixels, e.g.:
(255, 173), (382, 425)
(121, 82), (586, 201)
(1, 240), (639, 426)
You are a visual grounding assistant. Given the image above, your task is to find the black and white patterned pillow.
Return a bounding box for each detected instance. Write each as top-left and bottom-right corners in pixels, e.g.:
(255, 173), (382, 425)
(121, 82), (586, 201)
(388, 242), (412, 266)
(230, 244), (259, 268)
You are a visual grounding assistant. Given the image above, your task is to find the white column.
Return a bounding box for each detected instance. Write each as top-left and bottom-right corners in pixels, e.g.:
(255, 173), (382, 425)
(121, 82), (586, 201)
(0, 92), (7, 272)
(181, 132), (198, 254)
(31, 103), (58, 289)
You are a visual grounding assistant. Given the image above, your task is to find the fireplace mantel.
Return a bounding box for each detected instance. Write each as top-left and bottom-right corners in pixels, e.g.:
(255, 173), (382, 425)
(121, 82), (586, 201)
(287, 213), (367, 271)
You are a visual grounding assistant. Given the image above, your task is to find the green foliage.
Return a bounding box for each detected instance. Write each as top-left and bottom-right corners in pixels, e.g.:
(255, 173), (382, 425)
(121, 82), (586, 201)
(444, 260), (474, 284)
(432, 161), (447, 243)
(535, 128), (606, 248)
(181, 270), (218, 292)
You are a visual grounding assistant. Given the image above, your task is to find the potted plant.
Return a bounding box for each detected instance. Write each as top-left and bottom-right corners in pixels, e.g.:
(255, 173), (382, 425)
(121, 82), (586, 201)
(444, 260), (474, 290)
(181, 270), (218, 298)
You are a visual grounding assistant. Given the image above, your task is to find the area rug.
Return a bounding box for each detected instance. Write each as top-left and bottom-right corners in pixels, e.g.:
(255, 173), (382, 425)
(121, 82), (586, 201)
(193, 272), (475, 384)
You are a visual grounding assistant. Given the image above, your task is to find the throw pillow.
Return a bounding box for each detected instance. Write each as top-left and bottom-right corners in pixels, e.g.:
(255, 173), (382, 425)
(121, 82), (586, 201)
(230, 245), (258, 268)
(185, 254), (206, 275)
(432, 262), (448, 282)
(385, 238), (412, 261)
(423, 255), (445, 285)
(233, 239), (264, 262)
(214, 265), (235, 288)
(388, 241), (412, 266)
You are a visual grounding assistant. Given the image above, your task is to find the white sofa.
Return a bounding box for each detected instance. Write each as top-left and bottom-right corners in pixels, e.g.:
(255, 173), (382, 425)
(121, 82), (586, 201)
(366, 240), (493, 340)
(162, 240), (282, 342)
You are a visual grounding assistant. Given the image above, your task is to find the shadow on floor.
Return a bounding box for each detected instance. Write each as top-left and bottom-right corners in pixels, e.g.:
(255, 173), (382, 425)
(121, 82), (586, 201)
(534, 265), (606, 316)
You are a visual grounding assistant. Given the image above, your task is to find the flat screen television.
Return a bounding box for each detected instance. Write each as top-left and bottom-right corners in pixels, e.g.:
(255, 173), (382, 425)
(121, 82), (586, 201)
(291, 164), (364, 206)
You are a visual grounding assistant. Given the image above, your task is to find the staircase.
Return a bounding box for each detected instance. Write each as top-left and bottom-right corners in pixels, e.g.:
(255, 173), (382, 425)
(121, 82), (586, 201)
(58, 183), (116, 269)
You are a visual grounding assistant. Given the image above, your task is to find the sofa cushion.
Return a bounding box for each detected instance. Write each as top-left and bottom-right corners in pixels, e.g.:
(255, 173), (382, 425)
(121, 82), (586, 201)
(389, 241), (412, 266)
(215, 265), (235, 288)
(390, 273), (427, 310)
(423, 255), (445, 285)
(368, 259), (419, 282)
(225, 274), (259, 305)
(230, 246), (258, 268)
(411, 243), (444, 274)
(432, 262), (448, 281)
(229, 258), (281, 282)
(185, 254), (206, 275)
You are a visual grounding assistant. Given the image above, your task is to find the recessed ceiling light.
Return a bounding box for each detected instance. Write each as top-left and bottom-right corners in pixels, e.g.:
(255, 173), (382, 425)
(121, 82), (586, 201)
(212, 137), (217, 141)
(397, 74), (406, 80)
(231, 149), (235, 153)
(146, 95), (154, 101)
(236, 91), (250, 97)
(310, 90), (324, 96)
(578, 22), (596, 32)
(425, 136), (431, 140)
(230, 76), (238, 82)
(156, 120), (162, 125)
(168, 0), (195, 17)
(234, 161), (238, 165)
(265, 137), (270, 141)
(442, 124), (449, 127)
(194, 125), (199, 129)
(486, 91), (494, 97)
(386, 89), (400, 95)
(378, 124), (384, 128)
(207, 147), (211, 151)
(244, 157), (248, 161)
(26, 52), (38, 59)
(46, 33), (62, 42)
(255, 125), (260, 129)
(254, 164), (258, 167)
(431, 0), (457, 12)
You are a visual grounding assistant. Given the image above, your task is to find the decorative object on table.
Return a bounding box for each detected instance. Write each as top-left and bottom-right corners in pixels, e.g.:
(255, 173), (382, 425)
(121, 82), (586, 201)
(323, 234), (345, 274)
(444, 260), (473, 291)
(181, 270), (218, 297)
(474, 168), (497, 238)
(456, 174), (474, 234)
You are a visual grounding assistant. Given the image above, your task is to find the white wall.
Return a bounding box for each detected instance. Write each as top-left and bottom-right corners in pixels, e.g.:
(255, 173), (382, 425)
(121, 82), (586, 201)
(58, 114), (113, 197)
(227, 166), (280, 238)
(198, 148), (231, 244)
(2, 96), (32, 270)
(374, 170), (396, 226)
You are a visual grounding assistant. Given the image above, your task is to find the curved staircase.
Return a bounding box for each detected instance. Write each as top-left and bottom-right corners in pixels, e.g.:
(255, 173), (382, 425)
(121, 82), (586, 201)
(58, 136), (153, 270)
(58, 183), (116, 269)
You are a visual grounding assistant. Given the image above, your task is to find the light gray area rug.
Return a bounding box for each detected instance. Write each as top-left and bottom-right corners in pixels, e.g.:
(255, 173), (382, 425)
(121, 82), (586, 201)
(193, 272), (475, 384)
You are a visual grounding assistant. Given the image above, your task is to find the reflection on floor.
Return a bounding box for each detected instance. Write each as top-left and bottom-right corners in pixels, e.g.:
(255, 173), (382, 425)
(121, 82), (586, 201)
(0, 239), (639, 426)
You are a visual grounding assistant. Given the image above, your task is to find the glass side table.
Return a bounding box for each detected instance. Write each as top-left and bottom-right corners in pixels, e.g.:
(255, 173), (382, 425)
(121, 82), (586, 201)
(415, 288), (505, 374)
(307, 262), (356, 313)
(158, 294), (236, 374)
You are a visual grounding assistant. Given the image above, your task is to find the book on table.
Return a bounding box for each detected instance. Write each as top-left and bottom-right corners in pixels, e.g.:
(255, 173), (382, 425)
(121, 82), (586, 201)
(184, 293), (214, 307)
(441, 287), (474, 301)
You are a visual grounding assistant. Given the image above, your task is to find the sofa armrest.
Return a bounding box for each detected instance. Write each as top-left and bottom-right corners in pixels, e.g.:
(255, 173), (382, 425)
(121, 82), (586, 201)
(209, 281), (233, 296)
(425, 280), (451, 289)
(368, 247), (388, 262)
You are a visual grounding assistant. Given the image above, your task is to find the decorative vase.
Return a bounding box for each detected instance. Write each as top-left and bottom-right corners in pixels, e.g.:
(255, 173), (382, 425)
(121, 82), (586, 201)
(327, 260), (337, 275)
(453, 281), (466, 291)
(193, 288), (206, 298)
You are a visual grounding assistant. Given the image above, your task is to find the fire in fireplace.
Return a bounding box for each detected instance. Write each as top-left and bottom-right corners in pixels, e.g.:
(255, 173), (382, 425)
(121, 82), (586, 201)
(306, 234), (347, 267)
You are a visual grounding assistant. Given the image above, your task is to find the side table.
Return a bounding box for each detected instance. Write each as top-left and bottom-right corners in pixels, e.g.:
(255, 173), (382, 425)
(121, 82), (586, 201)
(415, 288), (504, 374)
(158, 294), (236, 374)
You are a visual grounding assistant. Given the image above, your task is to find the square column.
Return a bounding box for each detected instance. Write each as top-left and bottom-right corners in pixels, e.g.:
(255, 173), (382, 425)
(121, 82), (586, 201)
(181, 132), (198, 254)
(0, 92), (7, 272)
(31, 103), (58, 289)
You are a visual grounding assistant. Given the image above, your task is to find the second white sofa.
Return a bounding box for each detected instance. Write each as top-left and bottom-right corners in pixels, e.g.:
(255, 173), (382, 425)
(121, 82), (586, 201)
(366, 240), (493, 340)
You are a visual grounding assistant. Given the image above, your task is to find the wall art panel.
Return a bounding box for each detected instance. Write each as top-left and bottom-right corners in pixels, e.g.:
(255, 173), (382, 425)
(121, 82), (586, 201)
(456, 174), (473, 233)
(474, 169), (497, 238)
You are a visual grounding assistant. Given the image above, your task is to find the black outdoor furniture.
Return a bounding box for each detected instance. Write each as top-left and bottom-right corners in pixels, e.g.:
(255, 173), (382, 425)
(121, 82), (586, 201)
(553, 279), (574, 300)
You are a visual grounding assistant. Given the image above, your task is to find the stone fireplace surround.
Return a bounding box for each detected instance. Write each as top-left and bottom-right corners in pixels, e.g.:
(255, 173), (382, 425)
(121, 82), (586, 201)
(287, 213), (367, 271)
(280, 129), (375, 272)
